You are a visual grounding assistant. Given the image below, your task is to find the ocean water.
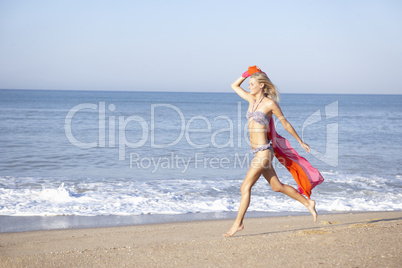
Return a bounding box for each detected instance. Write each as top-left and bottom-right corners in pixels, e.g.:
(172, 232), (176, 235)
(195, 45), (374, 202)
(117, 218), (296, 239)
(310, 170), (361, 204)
(0, 90), (401, 224)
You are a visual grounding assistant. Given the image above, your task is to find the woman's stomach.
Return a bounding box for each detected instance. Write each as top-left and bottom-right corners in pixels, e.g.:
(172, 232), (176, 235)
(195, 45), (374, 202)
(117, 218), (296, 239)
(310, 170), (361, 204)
(248, 126), (269, 149)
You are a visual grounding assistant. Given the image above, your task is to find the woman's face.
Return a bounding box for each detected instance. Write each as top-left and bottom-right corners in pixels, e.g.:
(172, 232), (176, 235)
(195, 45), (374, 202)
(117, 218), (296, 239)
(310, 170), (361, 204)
(248, 78), (263, 95)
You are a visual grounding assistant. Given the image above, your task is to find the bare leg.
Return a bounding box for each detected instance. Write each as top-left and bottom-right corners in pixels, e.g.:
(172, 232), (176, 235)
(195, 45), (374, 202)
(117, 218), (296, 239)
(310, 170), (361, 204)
(224, 152), (270, 237)
(262, 166), (317, 222)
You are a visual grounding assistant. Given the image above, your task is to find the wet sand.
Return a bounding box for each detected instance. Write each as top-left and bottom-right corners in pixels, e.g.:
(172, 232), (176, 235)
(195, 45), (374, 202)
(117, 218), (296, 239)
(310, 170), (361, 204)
(1, 211), (401, 267)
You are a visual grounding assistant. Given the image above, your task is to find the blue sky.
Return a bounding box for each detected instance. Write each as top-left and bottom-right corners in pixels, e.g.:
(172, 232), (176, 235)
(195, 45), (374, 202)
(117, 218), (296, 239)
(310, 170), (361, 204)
(0, 0), (401, 94)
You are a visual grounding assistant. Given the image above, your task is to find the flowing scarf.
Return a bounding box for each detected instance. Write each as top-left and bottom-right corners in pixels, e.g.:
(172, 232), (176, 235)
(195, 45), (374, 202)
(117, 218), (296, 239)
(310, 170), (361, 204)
(268, 117), (324, 199)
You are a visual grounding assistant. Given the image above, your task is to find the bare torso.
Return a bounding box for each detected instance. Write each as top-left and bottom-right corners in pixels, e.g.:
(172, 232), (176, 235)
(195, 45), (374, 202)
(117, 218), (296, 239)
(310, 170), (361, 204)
(247, 99), (272, 149)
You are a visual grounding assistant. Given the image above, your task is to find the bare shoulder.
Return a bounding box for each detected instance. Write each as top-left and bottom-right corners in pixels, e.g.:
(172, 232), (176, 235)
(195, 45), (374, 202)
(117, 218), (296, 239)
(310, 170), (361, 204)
(262, 97), (278, 110)
(261, 97), (283, 119)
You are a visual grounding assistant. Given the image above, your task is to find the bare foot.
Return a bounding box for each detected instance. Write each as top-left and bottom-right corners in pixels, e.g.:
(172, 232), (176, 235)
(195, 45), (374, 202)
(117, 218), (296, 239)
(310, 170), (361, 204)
(306, 199), (317, 222)
(223, 223), (244, 237)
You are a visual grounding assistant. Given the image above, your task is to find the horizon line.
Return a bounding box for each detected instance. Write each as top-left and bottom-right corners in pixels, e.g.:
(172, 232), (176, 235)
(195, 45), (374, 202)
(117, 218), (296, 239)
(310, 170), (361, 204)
(0, 88), (401, 96)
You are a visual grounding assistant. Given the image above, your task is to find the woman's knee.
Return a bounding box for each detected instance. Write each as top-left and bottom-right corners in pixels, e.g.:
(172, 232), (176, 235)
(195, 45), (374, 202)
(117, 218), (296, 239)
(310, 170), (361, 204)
(240, 183), (252, 195)
(271, 182), (284, 192)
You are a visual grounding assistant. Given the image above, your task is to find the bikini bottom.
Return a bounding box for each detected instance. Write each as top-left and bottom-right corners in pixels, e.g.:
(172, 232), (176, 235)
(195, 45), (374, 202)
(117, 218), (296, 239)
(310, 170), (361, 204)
(251, 141), (274, 155)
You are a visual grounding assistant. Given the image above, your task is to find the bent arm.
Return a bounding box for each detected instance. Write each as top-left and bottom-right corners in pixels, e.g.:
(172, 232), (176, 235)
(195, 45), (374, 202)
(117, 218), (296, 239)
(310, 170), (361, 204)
(272, 102), (310, 152)
(281, 118), (302, 143)
(231, 76), (251, 102)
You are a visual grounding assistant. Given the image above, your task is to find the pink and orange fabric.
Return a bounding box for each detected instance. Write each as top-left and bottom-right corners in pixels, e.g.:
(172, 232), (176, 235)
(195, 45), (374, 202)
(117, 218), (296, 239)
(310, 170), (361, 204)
(242, 65), (263, 78)
(267, 118), (324, 198)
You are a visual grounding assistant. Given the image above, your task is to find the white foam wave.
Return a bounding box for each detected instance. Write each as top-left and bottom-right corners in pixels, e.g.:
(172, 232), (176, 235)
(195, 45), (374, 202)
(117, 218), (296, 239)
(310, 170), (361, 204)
(0, 174), (401, 216)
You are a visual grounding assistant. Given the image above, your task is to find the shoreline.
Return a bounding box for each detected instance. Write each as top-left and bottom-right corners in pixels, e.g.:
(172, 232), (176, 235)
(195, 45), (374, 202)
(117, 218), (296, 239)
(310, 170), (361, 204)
(1, 211), (401, 267)
(0, 211), (307, 233)
(1, 210), (396, 233)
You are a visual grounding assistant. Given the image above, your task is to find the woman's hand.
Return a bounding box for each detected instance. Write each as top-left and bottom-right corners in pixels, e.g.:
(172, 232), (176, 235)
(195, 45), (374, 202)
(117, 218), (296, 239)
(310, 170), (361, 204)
(300, 142), (311, 153)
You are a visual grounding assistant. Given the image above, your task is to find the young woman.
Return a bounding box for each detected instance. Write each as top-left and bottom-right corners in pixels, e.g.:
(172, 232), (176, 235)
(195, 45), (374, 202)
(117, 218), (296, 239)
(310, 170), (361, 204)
(224, 66), (324, 237)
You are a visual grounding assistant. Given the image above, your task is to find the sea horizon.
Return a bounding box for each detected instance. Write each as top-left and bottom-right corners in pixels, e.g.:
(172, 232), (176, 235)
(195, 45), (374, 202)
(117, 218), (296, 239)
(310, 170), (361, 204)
(1, 88), (401, 95)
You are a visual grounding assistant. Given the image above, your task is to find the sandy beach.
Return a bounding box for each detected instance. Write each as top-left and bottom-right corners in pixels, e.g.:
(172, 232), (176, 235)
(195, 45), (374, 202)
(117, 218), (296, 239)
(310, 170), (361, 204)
(1, 211), (401, 267)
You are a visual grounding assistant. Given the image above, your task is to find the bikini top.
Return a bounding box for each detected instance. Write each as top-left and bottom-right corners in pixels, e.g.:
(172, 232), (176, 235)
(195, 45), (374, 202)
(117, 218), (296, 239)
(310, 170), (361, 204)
(246, 96), (270, 126)
(246, 110), (270, 126)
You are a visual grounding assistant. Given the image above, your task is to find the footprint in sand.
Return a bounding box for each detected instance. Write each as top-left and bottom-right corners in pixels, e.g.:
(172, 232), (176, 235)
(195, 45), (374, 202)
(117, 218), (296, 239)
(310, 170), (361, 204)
(294, 229), (333, 236)
(320, 221), (340, 225)
(364, 218), (381, 222)
(347, 223), (377, 228)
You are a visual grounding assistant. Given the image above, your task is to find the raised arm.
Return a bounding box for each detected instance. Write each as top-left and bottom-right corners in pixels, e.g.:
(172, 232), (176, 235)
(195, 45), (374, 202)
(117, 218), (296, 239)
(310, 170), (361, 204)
(231, 76), (251, 102)
(231, 66), (264, 102)
(271, 101), (311, 152)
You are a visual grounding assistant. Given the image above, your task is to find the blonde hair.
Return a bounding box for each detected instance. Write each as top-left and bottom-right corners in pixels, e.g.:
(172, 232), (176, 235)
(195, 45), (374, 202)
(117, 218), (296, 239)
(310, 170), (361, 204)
(250, 72), (279, 103)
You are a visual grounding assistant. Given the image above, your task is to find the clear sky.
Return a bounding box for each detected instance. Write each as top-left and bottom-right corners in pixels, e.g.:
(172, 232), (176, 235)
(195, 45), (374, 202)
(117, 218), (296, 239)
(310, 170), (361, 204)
(0, 0), (401, 94)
